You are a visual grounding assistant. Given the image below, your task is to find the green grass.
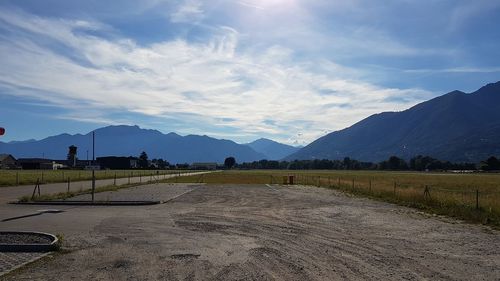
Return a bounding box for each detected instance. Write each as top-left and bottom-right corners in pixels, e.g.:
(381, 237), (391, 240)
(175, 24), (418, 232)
(0, 169), (192, 187)
(162, 170), (500, 228)
(18, 181), (147, 202)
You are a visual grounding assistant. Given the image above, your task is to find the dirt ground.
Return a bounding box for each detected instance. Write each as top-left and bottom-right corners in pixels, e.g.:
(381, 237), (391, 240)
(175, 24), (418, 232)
(1, 183), (499, 280)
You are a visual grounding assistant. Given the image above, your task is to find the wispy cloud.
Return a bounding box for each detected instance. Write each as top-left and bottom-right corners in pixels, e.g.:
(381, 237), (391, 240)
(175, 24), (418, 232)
(169, 0), (205, 23)
(404, 67), (500, 74)
(0, 8), (435, 144)
(447, 0), (500, 32)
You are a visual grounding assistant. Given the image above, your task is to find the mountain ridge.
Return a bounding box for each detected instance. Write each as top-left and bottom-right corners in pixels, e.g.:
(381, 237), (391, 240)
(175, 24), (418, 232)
(0, 125), (268, 164)
(285, 81), (500, 162)
(245, 138), (300, 160)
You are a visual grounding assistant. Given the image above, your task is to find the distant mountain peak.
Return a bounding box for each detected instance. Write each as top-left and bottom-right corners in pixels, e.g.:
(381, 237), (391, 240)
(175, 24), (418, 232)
(0, 125), (266, 163)
(286, 81), (500, 163)
(474, 80), (500, 96)
(246, 138), (300, 160)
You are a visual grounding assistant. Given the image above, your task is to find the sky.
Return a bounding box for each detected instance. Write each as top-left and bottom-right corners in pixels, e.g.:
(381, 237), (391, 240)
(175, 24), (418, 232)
(0, 0), (499, 145)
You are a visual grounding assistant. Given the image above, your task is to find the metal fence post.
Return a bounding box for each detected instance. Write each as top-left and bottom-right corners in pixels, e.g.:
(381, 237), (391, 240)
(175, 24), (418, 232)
(67, 177), (70, 193)
(476, 189), (479, 210)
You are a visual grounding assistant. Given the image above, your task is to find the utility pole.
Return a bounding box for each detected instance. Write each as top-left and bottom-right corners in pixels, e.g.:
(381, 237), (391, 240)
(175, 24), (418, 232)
(91, 131), (96, 202)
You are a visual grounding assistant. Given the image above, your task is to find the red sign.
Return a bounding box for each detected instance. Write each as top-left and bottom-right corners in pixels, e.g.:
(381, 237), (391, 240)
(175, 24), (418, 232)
(0, 128), (4, 136)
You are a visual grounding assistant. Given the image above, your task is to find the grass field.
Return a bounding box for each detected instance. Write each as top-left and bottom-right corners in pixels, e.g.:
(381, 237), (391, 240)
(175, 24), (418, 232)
(0, 169), (192, 187)
(162, 170), (500, 228)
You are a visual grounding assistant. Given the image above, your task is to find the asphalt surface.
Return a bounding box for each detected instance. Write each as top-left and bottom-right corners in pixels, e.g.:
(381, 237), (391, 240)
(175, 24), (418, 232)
(0, 183), (499, 280)
(0, 171), (207, 204)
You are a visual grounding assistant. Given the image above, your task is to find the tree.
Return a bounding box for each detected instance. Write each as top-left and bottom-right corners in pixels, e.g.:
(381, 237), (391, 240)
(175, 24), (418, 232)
(480, 156), (500, 171)
(224, 157), (236, 169)
(151, 158), (169, 169)
(138, 151), (148, 169)
(67, 145), (78, 167)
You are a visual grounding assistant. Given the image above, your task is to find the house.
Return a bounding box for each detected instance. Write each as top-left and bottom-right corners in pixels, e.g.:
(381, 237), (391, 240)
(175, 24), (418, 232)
(97, 156), (137, 169)
(191, 162), (217, 170)
(0, 154), (17, 169)
(18, 158), (57, 170)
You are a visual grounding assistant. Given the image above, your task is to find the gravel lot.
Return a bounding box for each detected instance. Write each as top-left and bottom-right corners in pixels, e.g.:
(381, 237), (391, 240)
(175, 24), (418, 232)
(1, 183), (499, 280)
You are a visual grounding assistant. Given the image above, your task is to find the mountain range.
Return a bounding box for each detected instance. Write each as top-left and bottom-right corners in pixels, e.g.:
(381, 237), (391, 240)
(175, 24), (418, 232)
(286, 81), (500, 162)
(2, 81), (499, 164)
(245, 138), (300, 160)
(0, 126), (297, 163)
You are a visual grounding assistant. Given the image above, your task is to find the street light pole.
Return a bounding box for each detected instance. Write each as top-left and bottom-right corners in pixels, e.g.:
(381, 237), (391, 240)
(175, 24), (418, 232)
(91, 131), (95, 202)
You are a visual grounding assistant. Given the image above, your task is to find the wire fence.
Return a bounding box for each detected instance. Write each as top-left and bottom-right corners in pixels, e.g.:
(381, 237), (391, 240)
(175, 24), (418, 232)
(171, 172), (500, 225)
(0, 170), (194, 187)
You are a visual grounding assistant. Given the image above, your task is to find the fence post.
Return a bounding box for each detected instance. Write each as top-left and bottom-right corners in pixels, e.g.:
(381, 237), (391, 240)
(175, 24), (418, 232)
(114, 173), (117, 186)
(32, 178), (41, 200)
(352, 179), (354, 190)
(67, 177), (71, 193)
(128, 172), (131, 184)
(16, 172), (19, 185)
(369, 179), (372, 193)
(338, 178), (340, 188)
(394, 182), (396, 196)
(140, 173), (142, 183)
(424, 185), (431, 200)
(62, 171), (64, 181)
(476, 189), (479, 210)
(318, 176), (321, 187)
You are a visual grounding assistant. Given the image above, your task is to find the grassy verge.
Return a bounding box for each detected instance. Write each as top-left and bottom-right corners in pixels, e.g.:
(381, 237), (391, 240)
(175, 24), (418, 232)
(18, 182), (144, 202)
(162, 170), (500, 229)
(0, 170), (194, 187)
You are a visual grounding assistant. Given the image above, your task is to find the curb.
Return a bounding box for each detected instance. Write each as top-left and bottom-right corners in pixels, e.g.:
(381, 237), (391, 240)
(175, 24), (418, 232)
(12, 200), (161, 206)
(0, 231), (58, 252)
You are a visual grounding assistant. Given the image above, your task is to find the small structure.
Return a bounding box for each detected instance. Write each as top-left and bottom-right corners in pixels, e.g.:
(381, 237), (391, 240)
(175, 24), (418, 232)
(18, 158), (53, 170)
(84, 164), (101, 170)
(191, 162), (217, 170)
(0, 154), (17, 169)
(97, 156), (138, 169)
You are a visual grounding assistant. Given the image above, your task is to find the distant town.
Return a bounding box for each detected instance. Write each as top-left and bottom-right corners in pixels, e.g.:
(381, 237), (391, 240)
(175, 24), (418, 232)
(0, 145), (218, 171)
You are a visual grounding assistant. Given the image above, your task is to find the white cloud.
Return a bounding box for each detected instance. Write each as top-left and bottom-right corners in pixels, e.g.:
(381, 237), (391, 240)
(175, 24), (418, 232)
(0, 9), (433, 145)
(169, 0), (205, 23)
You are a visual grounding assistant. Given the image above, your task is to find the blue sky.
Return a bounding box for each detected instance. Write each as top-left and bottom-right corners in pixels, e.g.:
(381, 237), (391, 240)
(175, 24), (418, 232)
(0, 0), (499, 145)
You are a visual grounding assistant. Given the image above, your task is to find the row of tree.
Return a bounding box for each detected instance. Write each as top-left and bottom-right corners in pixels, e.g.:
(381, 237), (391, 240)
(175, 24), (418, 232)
(138, 151), (500, 171)
(235, 155), (499, 171)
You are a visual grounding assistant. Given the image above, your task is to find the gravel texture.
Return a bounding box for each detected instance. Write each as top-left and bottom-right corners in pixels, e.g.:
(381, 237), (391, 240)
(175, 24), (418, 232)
(0, 234), (52, 245)
(2, 183), (499, 280)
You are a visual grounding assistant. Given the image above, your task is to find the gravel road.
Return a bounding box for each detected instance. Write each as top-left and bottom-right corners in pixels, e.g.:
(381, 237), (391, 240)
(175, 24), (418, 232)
(2, 184), (499, 280)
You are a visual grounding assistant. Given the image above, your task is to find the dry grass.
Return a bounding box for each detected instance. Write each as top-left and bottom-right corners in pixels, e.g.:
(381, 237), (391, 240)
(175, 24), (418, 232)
(0, 170), (190, 187)
(163, 170), (500, 228)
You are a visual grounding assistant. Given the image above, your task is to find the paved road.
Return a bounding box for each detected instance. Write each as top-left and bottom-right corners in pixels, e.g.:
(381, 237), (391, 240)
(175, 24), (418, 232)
(0, 171), (210, 204)
(0, 183), (498, 280)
